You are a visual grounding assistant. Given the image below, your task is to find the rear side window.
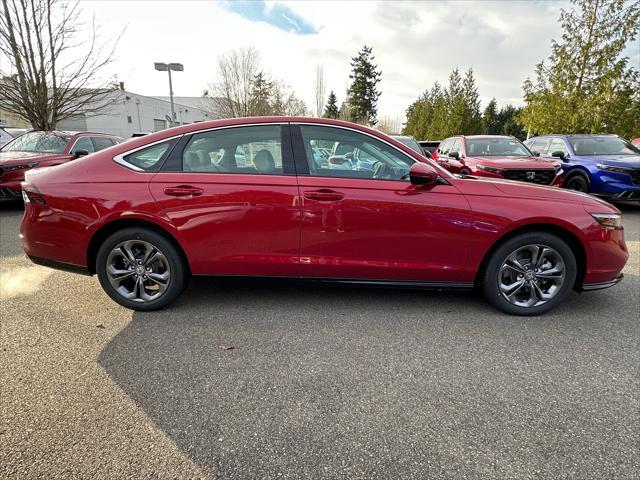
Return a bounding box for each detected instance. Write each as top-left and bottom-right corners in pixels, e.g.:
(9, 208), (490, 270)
(92, 137), (115, 151)
(122, 140), (175, 171)
(181, 125), (285, 175)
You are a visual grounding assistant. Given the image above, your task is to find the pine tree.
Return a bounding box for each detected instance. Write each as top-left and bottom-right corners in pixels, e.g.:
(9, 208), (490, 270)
(521, 0), (640, 138)
(346, 45), (382, 125)
(323, 91), (339, 119)
(249, 72), (273, 116)
(461, 68), (483, 134)
(482, 98), (500, 134)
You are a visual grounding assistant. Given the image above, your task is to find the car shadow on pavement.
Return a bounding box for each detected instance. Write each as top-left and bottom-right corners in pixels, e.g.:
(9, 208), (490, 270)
(97, 275), (638, 479)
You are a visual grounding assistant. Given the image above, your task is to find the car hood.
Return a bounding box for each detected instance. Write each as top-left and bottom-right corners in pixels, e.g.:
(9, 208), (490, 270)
(0, 151), (68, 166)
(454, 176), (616, 210)
(469, 155), (559, 169)
(589, 155), (640, 169)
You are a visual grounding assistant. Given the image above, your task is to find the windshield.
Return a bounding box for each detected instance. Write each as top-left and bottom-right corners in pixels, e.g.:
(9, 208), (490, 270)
(393, 136), (423, 154)
(1, 131), (70, 153)
(465, 138), (531, 156)
(570, 136), (639, 156)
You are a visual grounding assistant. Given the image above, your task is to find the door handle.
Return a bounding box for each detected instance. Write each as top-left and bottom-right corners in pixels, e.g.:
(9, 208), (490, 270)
(303, 189), (344, 202)
(164, 185), (204, 197)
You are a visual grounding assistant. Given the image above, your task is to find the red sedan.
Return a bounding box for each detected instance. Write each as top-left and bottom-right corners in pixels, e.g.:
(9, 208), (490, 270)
(0, 130), (122, 200)
(20, 118), (627, 315)
(435, 135), (563, 186)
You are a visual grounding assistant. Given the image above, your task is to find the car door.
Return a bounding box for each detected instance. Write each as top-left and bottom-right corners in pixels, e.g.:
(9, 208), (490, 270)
(292, 123), (473, 283)
(149, 123), (301, 276)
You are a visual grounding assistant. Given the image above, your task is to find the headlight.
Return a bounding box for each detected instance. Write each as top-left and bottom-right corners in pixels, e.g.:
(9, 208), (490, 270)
(591, 213), (621, 228)
(596, 164), (633, 174)
(0, 162), (38, 172)
(477, 165), (503, 173)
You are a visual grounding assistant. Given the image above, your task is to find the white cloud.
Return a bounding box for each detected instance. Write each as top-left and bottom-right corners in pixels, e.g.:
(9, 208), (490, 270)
(76, 0), (637, 121)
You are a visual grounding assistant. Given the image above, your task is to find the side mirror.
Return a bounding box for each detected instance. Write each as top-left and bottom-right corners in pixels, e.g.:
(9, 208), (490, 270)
(532, 151), (541, 157)
(410, 162), (438, 186)
(551, 151), (566, 160)
(448, 151), (460, 160)
(72, 149), (89, 159)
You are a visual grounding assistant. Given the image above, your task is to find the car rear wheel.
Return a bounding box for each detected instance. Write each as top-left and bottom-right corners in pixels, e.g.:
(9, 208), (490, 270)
(481, 232), (577, 315)
(565, 173), (589, 192)
(96, 228), (188, 311)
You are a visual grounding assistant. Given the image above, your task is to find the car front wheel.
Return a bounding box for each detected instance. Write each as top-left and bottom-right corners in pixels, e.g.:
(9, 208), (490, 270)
(481, 232), (577, 315)
(96, 227), (188, 311)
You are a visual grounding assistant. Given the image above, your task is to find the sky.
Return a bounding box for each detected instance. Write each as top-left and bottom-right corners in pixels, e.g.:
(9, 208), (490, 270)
(76, 0), (639, 121)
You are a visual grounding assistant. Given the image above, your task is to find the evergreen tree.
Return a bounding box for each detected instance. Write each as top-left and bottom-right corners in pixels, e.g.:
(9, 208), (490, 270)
(482, 98), (500, 134)
(346, 45), (382, 125)
(497, 105), (527, 140)
(249, 72), (273, 116)
(461, 68), (483, 134)
(521, 0), (640, 138)
(323, 91), (340, 119)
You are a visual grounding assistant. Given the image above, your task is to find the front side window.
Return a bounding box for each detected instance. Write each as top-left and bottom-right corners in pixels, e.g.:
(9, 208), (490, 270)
(547, 138), (569, 156)
(72, 137), (95, 153)
(182, 125), (284, 174)
(439, 139), (453, 155)
(570, 136), (639, 156)
(528, 138), (550, 155)
(465, 137), (531, 156)
(299, 125), (413, 181)
(450, 139), (462, 154)
(1, 131), (70, 153)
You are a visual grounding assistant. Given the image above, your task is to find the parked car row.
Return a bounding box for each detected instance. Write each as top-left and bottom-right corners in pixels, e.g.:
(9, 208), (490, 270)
(422, 133), (639, 202)
(19, 117), (628, 315)
(0, 130), (122, 200)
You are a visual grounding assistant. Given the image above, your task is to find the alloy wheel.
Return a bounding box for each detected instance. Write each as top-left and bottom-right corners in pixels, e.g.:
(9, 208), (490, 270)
(498, 244), (566, 308)
(106, 240), (171, 302)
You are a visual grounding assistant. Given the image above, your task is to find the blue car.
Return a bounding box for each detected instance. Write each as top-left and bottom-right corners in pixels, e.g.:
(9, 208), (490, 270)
(525, 134), (640, 202)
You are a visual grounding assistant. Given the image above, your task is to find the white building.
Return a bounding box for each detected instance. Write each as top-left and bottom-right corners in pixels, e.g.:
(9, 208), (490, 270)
(57, 90), (223, 138)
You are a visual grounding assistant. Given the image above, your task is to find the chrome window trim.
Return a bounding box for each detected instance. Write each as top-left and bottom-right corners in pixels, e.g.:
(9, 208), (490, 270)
(113, 134), (184, 172)
(111, 121), (450, 177)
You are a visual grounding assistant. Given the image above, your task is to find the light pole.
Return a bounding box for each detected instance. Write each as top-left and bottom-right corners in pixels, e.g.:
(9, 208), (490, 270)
(154, 62), (183, 127)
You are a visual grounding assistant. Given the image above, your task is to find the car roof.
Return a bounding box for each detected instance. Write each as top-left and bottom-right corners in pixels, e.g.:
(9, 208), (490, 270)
(462, 135), (515, 140)
(530, 134), (620, 138)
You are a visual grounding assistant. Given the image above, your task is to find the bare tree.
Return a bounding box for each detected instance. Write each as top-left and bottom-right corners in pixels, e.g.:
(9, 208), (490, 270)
(377, 115), (403, 135)
(0, 0), (119, 130)
(314, 64), (325, 117)
(209, 47), (260, 118)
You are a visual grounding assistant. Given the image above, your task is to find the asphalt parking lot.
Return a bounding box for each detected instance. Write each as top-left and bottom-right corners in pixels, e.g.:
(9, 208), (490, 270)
(1, 202), (639, 479)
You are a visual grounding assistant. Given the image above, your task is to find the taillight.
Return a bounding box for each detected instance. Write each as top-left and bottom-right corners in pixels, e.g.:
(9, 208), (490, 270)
(21, 182), (47, 204)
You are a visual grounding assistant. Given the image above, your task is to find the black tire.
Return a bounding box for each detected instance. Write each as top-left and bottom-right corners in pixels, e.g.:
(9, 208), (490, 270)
(481, 232), (577, 316)
(460, 168), (471, 175)
(96, 227), (188, 311)
(565, 173), (589, 192)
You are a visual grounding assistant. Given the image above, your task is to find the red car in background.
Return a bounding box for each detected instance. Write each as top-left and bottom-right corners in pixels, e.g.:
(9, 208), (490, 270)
(20, 117), (627, 316)
(632, 138), (640, 148)
(0, 130), (122, 200)
(435, 135), (563, 186)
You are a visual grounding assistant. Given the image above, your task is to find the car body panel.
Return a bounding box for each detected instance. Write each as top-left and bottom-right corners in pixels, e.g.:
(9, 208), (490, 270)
(297, 175), (473, 281)
(19, 117), (628, 296)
